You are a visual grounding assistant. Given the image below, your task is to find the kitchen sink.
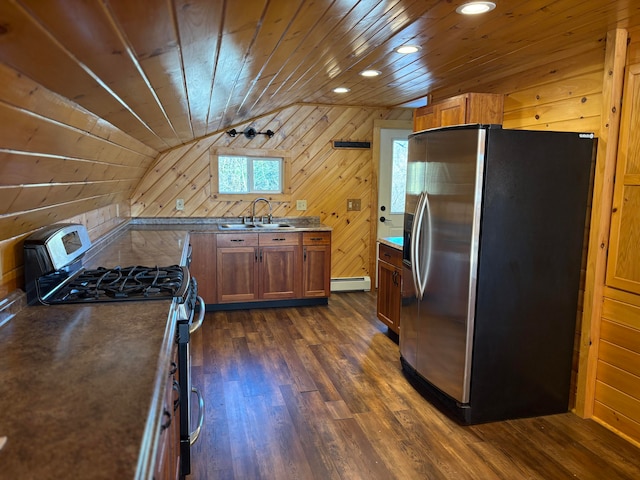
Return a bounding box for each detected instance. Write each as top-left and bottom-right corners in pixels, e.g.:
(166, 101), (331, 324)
(256, 223), (292, 228)
(219, 223), (292, 229)
(219, 224), (256, 229)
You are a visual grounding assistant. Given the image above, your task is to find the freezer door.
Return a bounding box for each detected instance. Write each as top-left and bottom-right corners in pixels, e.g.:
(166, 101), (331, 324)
(399, 133), (429, 367)
(414, 127), (486, 404)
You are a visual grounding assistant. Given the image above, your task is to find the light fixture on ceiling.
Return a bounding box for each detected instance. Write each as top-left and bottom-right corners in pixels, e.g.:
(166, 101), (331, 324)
(456, 1), (496, 15)
(360, 69), (381, 77)
(226, 127), (275, 139)
(333, 87), (350, 93)
(395, 45), (421, 54)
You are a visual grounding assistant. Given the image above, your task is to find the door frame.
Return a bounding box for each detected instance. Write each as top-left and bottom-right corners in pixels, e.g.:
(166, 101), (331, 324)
(371, 118), (413, 287)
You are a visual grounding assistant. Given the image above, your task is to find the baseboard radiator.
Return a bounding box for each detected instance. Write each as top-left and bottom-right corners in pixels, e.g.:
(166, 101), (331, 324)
(330, 276), (371, 292)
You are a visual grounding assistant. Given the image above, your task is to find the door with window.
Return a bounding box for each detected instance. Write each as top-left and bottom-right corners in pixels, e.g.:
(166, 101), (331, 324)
(377, 128), (411, 239)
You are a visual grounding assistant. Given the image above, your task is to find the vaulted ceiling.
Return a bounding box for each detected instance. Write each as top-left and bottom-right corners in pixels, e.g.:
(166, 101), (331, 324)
(1, 0), (639, 152)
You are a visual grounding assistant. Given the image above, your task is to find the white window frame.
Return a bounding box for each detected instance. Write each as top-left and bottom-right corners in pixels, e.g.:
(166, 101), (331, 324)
(210, 147), (292, 201)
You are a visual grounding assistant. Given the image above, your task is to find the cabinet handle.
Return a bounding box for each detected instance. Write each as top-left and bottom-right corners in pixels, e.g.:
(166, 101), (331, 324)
(259, 249), (263, 262)
(169, 361), (177, 375)
(384, 253), (391, 258)
(309, 237), (323, 241)
(161, 408), (172, 431)
(230, 238), (244, 242)
(173, 380), (180, 411)
(272, 238), (286, 241)
(303, 247), (307, 261)
(392, 270), (399, 286)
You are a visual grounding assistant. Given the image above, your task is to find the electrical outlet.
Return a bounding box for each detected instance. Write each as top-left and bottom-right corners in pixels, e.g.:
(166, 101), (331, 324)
(296, 199), (307, 211)
(347, 199), (361, 211)
(176, 199), (185, 211)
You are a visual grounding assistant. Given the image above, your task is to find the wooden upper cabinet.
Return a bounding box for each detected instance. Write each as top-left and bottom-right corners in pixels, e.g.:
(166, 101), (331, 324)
(606, 64), (640, 295)
(413, 93), (504, 132)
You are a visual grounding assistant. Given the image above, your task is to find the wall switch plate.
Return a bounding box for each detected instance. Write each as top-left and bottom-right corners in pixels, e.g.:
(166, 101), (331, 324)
(347, 199), (361, 211)
(176, 199), (185, 211)
(296, 199), (307, 211)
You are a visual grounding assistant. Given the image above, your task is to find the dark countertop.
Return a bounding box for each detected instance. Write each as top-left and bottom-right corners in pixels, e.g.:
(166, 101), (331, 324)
(129, 216), (332, 233)
(0, 218), (331, 479)
(0, 225), (190, 480)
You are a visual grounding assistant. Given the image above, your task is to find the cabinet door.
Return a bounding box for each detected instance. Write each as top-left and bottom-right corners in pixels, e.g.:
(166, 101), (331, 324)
(260, 246), (300, 300)
(216, 247), (259, 302)
(188, 233), (216, 304)
(607, 63), (640, 294)
(377, 260), (401, 333)
(436, 96), (466, 126)
(303, 245), (331, 297)
(413, 105), (437, 131)
(154, 343), (180, 480)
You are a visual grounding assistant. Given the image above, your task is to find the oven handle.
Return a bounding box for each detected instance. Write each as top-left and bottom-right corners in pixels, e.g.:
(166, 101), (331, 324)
(189, 296), (205, 335)
(189, 386), (205, 446)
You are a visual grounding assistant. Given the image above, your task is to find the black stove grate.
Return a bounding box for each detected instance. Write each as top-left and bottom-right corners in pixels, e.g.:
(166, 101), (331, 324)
(41, 265), (188, 304)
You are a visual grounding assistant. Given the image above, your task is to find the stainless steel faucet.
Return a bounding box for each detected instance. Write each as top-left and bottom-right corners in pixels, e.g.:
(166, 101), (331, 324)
(251, 197), (272, 224)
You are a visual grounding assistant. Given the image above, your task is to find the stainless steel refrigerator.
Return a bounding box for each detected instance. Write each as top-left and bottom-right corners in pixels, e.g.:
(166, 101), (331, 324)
(400, 124), (595, 424)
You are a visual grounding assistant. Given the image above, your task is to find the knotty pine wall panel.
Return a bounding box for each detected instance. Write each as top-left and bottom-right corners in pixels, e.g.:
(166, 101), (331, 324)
(131, 104), (412, 279)
(0, 59), (155, 297)
(592, 28), (640, 447)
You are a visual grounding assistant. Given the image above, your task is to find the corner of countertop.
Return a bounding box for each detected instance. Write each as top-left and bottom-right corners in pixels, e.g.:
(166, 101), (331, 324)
(378, 236), (403, 250)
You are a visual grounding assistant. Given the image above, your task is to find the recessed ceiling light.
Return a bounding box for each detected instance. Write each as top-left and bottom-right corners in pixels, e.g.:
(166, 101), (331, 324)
(360, 69), (381, 77)
(456, 1), (496, 15)
(333, 87), (350, 93)
(395, 45), (421, 54)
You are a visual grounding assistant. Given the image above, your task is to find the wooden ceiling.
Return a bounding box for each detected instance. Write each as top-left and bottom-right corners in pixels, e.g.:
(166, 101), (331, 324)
(1, 0), (639, 152)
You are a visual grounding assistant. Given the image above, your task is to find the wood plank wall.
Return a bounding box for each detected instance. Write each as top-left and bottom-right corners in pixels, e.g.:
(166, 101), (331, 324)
(130, 104), (413, 280)
(497, 47), (605, 411)
(589, 26), (640, 446)
(0, 58), (154, 297)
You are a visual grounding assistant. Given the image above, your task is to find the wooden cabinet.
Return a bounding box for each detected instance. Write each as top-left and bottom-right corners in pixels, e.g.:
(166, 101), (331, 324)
(216, 233), (260, 302)
(377, 243), (402, 334)
(189, 227), (331, 307)
(413, 93), (504, 132)
(607, 63), (640, 295)
(302, 232), (332, 298)
(258, 233), (301, 300)
(188, 232), (216, 303)
(216, 232), (301, 303)
(154, 341), (181, 480)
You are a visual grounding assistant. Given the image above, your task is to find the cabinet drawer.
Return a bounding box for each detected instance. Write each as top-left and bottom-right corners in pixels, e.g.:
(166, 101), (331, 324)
(378, 243), (402, 268)
(259, 232), (300, 246)
(217, 233), (259, 247)
(303, 232), (331, 245)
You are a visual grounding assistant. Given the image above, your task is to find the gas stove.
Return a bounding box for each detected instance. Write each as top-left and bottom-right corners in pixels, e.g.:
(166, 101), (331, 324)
(23, 223), (188, 305)
(38, 264), (189, 305)
(23, 223), (205, 477)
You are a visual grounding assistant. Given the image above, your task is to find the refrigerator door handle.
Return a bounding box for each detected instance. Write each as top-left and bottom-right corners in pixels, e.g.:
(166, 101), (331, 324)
(411, 192), (427, 299)
(420, 192), (433, 300)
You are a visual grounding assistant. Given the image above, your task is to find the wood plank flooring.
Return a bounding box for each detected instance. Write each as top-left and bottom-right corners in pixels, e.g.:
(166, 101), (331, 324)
(188, 292), (640, 479)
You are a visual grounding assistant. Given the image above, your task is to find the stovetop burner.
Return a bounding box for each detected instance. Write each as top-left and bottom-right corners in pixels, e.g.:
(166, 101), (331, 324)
(40, 265), (189, 304)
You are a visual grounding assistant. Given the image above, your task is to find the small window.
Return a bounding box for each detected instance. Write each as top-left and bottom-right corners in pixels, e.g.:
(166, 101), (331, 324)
(218, 155), (283, 194)
(390, 139), (408, 214)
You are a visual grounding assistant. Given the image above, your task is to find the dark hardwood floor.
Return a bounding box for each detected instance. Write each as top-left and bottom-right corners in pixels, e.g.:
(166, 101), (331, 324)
(189, 291), (640, 479)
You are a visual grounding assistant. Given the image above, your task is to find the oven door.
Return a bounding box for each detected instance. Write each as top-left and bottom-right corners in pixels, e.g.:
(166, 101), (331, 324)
(178, 290), (205, 477)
